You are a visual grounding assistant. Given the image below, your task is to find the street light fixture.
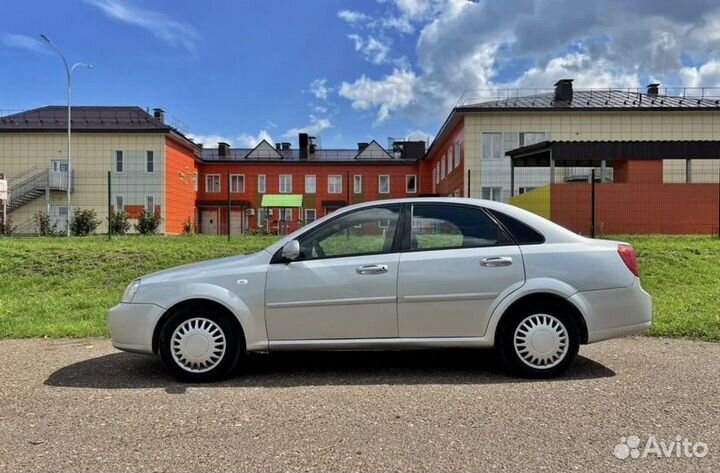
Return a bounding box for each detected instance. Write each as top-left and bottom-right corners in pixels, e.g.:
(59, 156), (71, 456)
(40, 34), (93, 236)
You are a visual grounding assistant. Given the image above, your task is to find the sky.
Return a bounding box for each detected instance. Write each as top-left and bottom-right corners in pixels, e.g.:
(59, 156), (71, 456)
(3, 0), (720, 149)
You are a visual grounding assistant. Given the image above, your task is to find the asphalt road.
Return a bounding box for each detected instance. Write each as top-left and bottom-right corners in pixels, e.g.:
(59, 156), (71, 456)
(0, 336), (717, 472)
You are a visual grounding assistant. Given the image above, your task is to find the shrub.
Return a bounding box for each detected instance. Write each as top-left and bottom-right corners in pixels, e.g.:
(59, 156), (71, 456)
(135, 209), (162, 235)
(181, 217), (194, 235)
(70, 208), (101, 236)
(0, 215), (16, 236)
(33, 210), (59, 236)
(109, 210), (131, 235)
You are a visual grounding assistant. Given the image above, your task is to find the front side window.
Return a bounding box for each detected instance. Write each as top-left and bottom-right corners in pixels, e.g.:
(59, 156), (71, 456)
(482, 133), (503, 159)
(258, 175), (266, 193)
(115, 195), (124, 211)
(305, 175), (316, 194)
(115, 150), (124, 172)
(206, 175), (220, 193)
(406, 175), (417, 193)
(305, 208), (317, 223)
(146, 150), (154, 173)
(280, 208), (292, 220)
(378, 175), (390, 194)
(298, 205), (401, 259)
(145, 195), (155, 212)
(279, 175), (292, 193)
(409, 204), (506, 250)
(230, 174), (245, 193)
(328, 175), (342, 194)
(354, 175), (362, 194)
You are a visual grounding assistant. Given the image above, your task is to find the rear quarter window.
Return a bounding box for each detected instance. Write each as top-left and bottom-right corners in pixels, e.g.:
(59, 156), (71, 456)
(487, 209), (545, 245)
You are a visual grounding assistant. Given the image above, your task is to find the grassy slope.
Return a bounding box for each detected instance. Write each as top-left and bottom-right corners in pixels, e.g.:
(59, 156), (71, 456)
(0, 235), (718, 341)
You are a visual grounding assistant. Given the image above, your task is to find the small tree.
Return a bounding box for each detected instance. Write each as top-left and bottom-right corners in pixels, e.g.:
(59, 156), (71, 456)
(33, 210), (58, 236)
(135, 209), (161, 235)
(70, 208), (101, 236)
(0, 215), (16, 236)
(109, 210), (131, 235)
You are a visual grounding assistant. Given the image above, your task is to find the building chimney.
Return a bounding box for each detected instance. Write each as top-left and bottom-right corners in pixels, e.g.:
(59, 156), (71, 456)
(647, 83), (660, 96)
(153, 108), (165, 123)
(275, 142), (282, 150)
(218, 142), (230, 158)
(553, 79), (574, 104)
(298, 133), (309, 160)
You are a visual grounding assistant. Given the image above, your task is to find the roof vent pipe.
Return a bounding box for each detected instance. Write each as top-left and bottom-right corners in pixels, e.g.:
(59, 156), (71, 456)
(153, 108), (165, 123)
(647, 83), (660, 96)
(218, 142), (230, 158)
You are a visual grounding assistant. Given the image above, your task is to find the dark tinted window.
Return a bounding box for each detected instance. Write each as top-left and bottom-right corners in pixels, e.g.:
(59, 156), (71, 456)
(488, 209), (545, 244)
(410, 204), (509, 250)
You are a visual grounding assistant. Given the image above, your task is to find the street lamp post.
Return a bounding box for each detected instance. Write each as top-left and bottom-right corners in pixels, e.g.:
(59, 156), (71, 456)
(40, 34), (93, 236)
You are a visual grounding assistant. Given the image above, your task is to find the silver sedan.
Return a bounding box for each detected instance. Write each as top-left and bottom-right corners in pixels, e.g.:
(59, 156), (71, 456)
(108, 198), (652, 382)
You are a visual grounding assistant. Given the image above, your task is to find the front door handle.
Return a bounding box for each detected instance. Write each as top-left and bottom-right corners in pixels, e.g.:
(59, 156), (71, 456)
(480, 256), (513, 267)
(356, 264), (389, 275)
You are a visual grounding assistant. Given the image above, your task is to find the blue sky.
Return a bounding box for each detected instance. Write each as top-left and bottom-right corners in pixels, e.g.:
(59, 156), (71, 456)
(3, 0), (720, 148)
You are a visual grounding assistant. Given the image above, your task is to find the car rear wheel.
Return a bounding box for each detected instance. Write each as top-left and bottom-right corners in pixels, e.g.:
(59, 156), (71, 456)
(498, 305), (579, 378)
(158, 305), (243, 382)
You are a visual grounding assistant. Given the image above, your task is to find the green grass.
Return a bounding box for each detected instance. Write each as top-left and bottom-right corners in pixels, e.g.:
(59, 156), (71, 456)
(0, 234), (718, 341)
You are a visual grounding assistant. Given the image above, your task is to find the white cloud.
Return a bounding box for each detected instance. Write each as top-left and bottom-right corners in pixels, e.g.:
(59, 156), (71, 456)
(85, 0), (199, 50)
(339, 68), (417, 123)
(679, 60), (720, 87)
(187, 130), (274, 148)
(510, 53), (641, 89)
(308, 78), (331, 100)
(348, 34), (391, 64)
(405, 129), (433, 142)
(338, 9), (370, 24)
(284, 115), (333, 138)
(0, 33), (48, 54)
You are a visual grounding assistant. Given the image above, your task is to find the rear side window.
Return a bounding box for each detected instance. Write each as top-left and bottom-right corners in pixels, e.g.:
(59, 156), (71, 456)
(409, 204), (511, 250)
(487, 209), (545, 245)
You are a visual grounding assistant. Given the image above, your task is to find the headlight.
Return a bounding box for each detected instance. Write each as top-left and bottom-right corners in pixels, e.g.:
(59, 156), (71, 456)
(121, 279), (141, 303)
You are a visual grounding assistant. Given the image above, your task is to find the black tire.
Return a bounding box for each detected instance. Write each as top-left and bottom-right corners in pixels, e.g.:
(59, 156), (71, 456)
(158, 304), (244, 382)
(496, 303), (580, 378)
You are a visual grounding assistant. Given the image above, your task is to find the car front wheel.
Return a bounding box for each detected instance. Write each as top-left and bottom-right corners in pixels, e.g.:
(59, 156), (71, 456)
(498, 306), (579, 378)
(158, 305), (243, 382)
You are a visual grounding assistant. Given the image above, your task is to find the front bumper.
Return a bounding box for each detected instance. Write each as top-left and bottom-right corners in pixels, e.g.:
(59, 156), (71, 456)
(107, 302), (166, 354)
(570, 278), (653, 343)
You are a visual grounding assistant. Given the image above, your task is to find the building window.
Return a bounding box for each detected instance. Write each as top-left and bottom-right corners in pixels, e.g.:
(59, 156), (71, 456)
(353, 175), (362, 193)
(279, 175), (292, 193)
(114, 195), (124, 211)
(454, 141), (461, 168)
(520, 132), (547, 146)
(305, 208), (317, 223)
(258, 174), (266, 194)
(406, 175), (417, 193)
(447, 149), (452, 175)
(328, 175), (342, 194)
(440, 155), (446, 179)
(519, 186), (537, 195)
(145, 194), (155, 212)
(192, 173), (198, 191)
(481, 186), (503, 201)
(378, 175), (390, 194)
(435, 164), (440, 184)
(432, 168), (437, 193)
(230, 174), (245, 193)
(482, 133), (503, 159)
(305, 175), (316, 194)
(206, 174), (220, 193)
(280, 208), (292, 221)
(146, 150), (154, 173)
(114, 150), (124, 173)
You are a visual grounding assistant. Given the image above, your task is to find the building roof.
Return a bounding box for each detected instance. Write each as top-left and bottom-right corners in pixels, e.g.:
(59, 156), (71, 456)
(458, 89), (720, 112)
(506, 140), (720, 167)
(0, 106), (173, 133)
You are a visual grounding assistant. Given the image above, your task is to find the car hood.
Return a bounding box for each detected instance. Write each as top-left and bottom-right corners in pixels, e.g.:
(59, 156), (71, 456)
(139, 250), (271, 284)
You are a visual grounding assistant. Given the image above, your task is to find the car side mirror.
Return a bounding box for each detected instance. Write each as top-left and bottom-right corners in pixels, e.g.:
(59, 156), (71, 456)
(281, 240), (301, 261)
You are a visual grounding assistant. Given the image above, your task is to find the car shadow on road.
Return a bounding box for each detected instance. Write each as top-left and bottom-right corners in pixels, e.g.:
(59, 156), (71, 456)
(44, 349), (615, 392)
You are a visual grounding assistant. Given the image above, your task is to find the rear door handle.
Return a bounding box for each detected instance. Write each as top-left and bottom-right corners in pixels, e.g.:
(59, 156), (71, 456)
(356, 264), (389, 275)
(480, 256), (513, 267)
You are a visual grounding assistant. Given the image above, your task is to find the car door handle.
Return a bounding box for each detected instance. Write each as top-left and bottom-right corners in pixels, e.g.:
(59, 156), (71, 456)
(480, 256), (513, 267)
(356, 264), (389, 275)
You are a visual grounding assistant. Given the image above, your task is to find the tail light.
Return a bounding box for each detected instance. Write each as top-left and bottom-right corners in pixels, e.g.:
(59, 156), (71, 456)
(617, 244), (639, 277)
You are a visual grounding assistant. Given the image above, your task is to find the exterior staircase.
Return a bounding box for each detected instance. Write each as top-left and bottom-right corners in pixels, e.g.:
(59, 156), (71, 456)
(7, 166), (71, 211)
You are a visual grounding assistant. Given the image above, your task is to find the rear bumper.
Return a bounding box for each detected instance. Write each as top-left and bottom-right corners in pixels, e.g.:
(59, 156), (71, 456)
(570, 278), (652, 343)
(107, 302), (165, 354)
